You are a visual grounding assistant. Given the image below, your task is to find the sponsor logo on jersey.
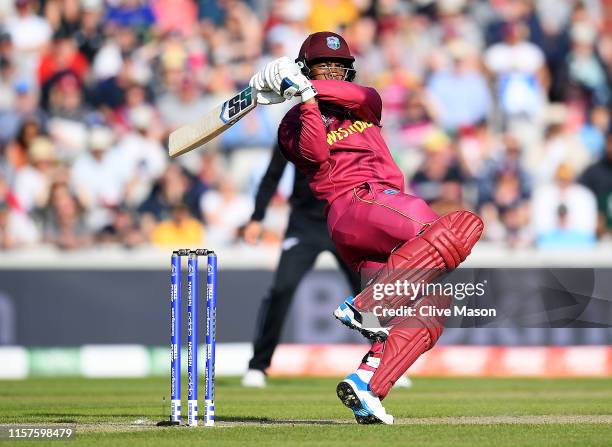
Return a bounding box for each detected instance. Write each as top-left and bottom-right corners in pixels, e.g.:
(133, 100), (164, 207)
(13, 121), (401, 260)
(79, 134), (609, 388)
(326, 120), (374, 145)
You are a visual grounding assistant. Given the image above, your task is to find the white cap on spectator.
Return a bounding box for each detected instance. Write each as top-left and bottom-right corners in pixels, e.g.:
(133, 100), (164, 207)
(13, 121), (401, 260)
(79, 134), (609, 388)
(29, 137), (56, 163)
(570, 23), (596, 45)
(447, 39), (472, 60)
(280, 0), (310, 22)
(438, 0), (466, 15)
(129, 105), (154, 130)
(89, 126), (114, 151)
(81, 0), (103, 11)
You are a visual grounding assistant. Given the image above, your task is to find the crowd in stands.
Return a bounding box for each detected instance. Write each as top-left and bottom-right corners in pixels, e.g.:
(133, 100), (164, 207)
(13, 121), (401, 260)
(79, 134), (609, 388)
(0, 0), (610, 251)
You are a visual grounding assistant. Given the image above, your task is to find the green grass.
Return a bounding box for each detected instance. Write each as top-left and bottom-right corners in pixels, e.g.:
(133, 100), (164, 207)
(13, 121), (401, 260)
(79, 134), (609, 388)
(0, 377), (611, 446)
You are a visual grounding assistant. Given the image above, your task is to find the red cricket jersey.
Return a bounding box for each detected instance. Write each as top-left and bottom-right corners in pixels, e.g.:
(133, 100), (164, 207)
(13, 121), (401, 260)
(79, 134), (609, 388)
(278, 80), (404, 206)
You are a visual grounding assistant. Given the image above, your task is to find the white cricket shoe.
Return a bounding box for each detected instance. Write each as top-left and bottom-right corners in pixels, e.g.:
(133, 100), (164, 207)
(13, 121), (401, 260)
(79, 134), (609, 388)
(241, 369), (266, 388)
(394, 375), (413, 388)
(333, 295), (389, 342)
(336, 371), (394, 425)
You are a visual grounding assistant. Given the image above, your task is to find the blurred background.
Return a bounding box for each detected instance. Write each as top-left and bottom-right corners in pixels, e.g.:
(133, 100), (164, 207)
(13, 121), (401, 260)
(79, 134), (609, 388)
(0, 0), (611, 379)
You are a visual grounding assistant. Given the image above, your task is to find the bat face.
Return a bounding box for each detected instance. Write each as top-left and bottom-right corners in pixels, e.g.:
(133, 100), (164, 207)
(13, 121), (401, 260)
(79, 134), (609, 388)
(168, 86), (257, 158)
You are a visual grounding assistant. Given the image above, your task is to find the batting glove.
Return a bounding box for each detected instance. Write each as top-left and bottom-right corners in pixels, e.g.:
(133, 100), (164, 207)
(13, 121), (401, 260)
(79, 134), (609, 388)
(249, 70), (285, 105)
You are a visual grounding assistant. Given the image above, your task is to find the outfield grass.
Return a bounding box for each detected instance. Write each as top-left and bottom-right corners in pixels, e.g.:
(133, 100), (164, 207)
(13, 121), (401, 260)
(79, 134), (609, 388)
(1, 377), (611, 446)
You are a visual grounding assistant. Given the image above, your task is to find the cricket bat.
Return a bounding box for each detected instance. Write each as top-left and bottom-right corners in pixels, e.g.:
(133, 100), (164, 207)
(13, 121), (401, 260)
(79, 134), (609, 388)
(168, 86), (257, 158)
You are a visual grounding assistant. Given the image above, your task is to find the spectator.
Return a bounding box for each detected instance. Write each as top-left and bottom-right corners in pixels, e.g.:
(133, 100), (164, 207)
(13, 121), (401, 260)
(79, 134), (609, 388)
(151, 203), (204, 247)
(579, 105), (610, 160)
(96, 205), (145, 248)
(477, 133), (531, 206)
(427, 40), (491, 132)
(534, 123), (590, 185)
(38, 180), (91, 250)
(158, 74), (210, 133)
(13, 136), (57, 212)
(37, 33), (89, 88)
(46, 73), (92, 160)
(200, 178), (252, 245)
(484, 21), (548, 124)
(0, 80), (46, 144)
(139, 163), (192, 222)
(580, 133), (612, 236)
(564, 11), (609, 105)
(0, 199), (39, 249)
(73, 0), (105, 62)
(307, 0), (358, 33)
(152, 0), (198, 37)
(113, 105), (166, 206)
(71, 126), (123, 231)
(105, 0), (156, 36)
(0, 173), (38, 248)
(533, 163), (597, 247)
(5, 0), (53, 81)
(411, 129), (465, 214)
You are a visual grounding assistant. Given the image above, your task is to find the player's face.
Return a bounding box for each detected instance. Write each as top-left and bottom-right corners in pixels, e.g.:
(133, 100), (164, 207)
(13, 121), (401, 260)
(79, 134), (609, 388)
(309, 61), (353, 81)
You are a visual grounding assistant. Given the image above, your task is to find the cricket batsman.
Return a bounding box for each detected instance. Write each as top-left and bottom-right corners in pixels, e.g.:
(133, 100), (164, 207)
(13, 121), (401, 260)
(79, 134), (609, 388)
(250, 31), (483, 424)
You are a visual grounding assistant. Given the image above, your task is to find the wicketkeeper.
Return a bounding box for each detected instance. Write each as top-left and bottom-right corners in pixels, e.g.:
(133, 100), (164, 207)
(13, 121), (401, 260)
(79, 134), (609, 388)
(250, 31), (483, 424)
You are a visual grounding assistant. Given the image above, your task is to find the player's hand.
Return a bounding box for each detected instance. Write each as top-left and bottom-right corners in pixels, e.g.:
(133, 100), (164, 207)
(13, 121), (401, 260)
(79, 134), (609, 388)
(266, 59), (317, 102)
(242, 220), (263, 245)
(279, 68), (317, 102)
(250, 70), (285, 105)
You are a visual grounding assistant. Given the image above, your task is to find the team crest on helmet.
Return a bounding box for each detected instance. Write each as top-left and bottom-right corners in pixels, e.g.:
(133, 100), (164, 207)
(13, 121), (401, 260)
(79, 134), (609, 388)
(326, 36), (340, 50)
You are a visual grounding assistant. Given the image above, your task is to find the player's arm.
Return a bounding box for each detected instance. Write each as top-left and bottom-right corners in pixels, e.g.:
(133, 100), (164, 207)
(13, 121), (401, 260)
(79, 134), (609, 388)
(279, 104), (330, 164)
(311, 80), (382, 125)
(242, 143), (288, 244)
(252, 144), (288, 222)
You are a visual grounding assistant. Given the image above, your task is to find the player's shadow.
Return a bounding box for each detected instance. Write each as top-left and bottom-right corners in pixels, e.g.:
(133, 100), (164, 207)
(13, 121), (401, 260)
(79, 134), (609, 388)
(218, 416), (344, 425)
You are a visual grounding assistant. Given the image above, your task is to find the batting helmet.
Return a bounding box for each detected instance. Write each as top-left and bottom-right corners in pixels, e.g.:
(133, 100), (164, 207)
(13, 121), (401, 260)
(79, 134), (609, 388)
(296, 31), (356, 82)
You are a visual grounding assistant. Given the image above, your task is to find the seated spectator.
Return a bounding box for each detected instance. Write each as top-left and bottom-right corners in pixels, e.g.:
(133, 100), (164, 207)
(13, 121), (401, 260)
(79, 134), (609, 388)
(113, 105), (167, 206)
(566, 22), (610, 106)
(96, 205), (145, 248)
(484, 21), (547, 123)
(534, 123), (590, 185)
(158, 74), (209, 132)
(579, 133), (612, 236)
(71, 126), (123, 231)
(151, 203), (204, 247)
(477, 133), (531, 206)
(499, 202), (531, 249)
(0, 80), (46, 144)
(410, 129), (465, 214)
(13, 136), (58, 212)
(38, 180), (91, 250)
(105, 0), (156, 36)
(37, 33), (89, 89)
(0, 54), (16, 111)
(538, 204), (596, 248)
(46, 74), (92, 160)
(3, 117), (42, 183)
(426, 40), (491, 132)
(0, 173), (38, 248)
(533, 163), (597, 247)
(73, 0), (106, 62)
(5, 0), (52, 80)
(579, 105), (609, 161)
(139, 163), (193, 222)
(220, 106), (277, 152)
(201, 178), (252, 245)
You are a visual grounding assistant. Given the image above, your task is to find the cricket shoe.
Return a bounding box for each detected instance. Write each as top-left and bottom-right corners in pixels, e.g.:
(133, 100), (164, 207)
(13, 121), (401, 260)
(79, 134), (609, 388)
(241, 369), (266, 388)
(333, 296), (389, 341)
(336, 371), (394, 425)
